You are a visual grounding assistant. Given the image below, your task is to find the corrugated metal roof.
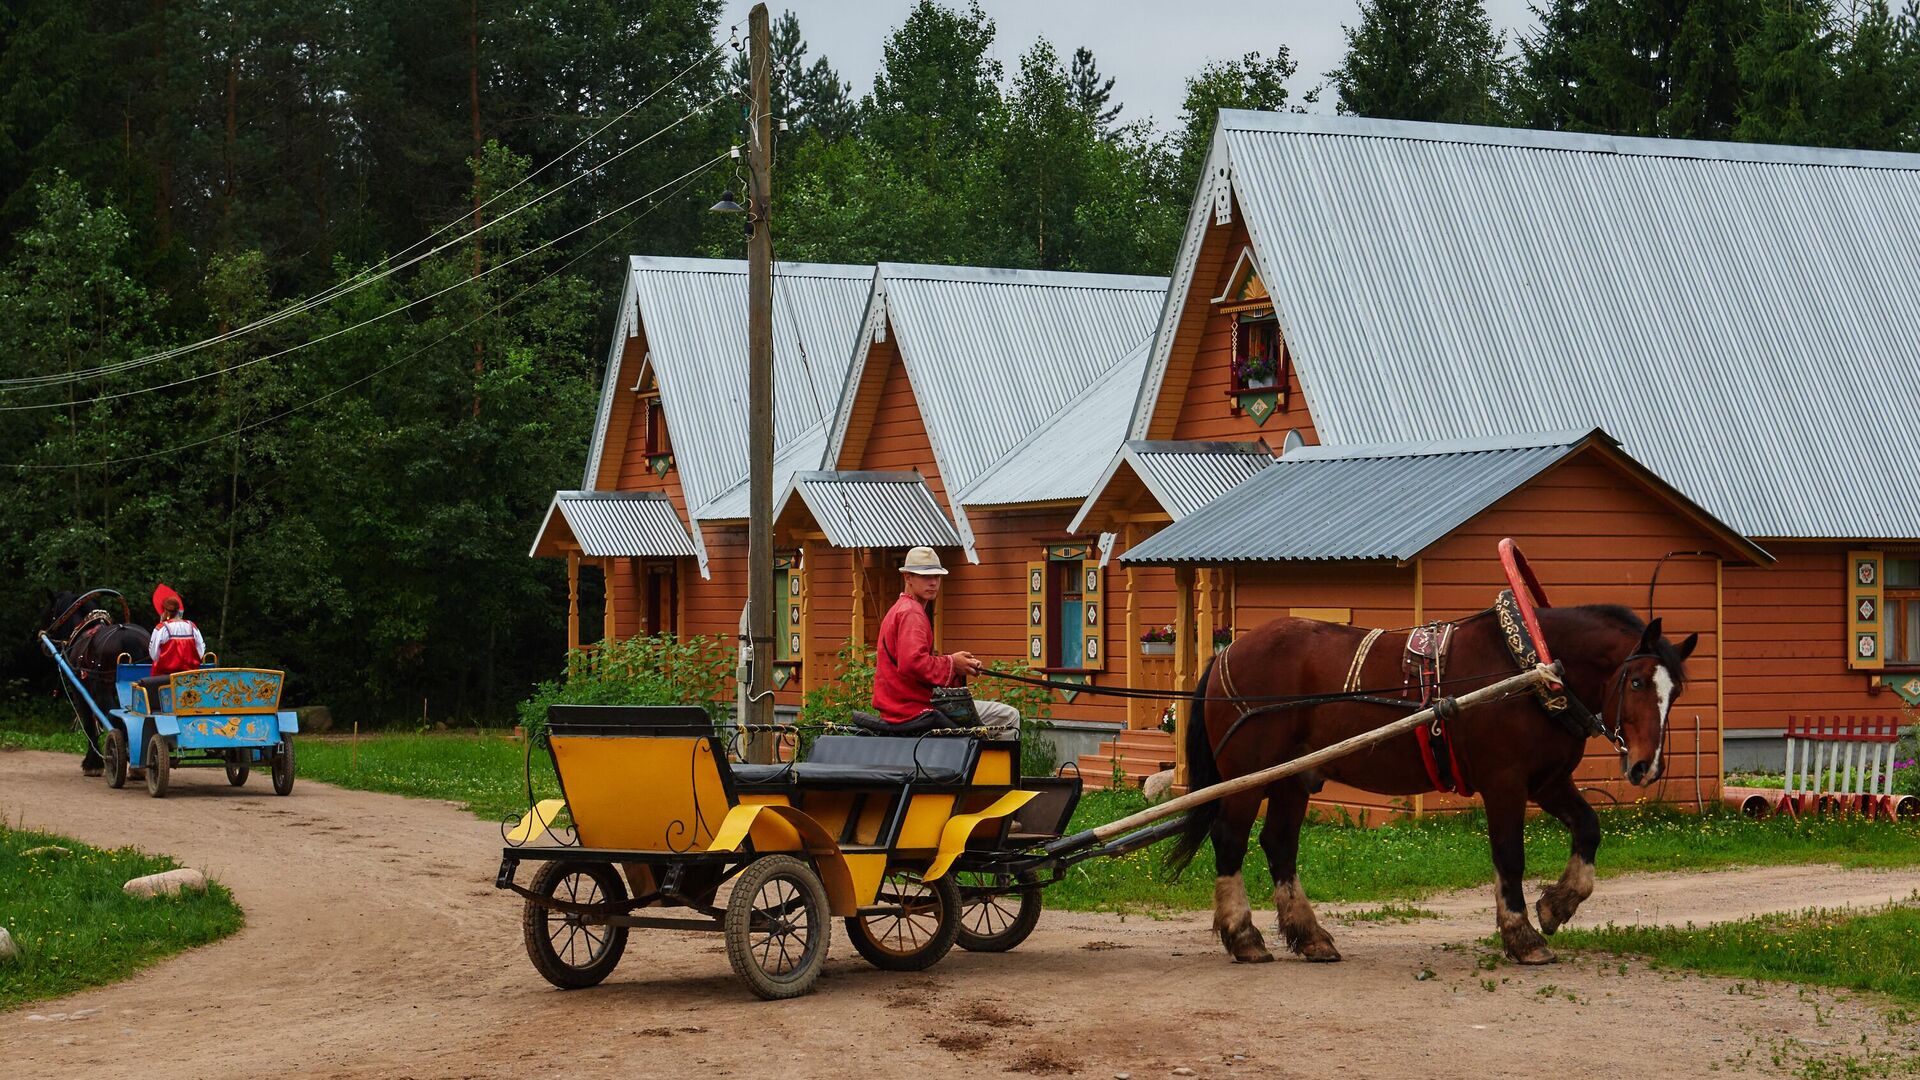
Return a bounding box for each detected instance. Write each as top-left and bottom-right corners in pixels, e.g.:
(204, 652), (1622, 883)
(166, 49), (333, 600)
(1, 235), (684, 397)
(839, 264), (1168, 509)
(1121, 432), (1587, 564)
(583, 257), (872, 524)
(779, 472), (964, 548)
(530, 491), (698, 559)
(958, 340), (1153, 506)
(1136, 111), (1920, 540)
(1128, 440), (1276, 519)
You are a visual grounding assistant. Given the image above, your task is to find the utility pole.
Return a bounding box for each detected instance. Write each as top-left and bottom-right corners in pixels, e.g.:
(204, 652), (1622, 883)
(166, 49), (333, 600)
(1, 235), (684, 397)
(744, 3), (776, 762)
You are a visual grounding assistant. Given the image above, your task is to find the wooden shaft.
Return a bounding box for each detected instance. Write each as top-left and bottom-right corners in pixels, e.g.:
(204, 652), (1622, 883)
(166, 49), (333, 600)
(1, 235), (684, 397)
(1083, 664), (1559, 844)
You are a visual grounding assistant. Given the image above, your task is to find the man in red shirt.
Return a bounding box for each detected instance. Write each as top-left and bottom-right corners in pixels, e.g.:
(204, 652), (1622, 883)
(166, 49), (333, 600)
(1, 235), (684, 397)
(874, 547), (1019, 734)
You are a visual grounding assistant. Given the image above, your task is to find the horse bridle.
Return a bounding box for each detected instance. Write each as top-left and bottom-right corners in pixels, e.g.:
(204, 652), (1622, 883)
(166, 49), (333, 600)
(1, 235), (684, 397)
(1568, 651), (1667, 755)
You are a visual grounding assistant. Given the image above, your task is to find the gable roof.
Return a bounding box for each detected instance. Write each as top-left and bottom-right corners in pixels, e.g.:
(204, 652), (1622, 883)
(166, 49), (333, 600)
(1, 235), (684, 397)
(1121, 429), (1769, 565)
(582, 257), (872, 527)
(1069, 440), (1275, 534)
(958, 339), (1154, 507)
(1132, 111), (1920, 540)
(828, 263), (1167, 545)
(775, 471), (964, 549)
(529, 491), (699, 559)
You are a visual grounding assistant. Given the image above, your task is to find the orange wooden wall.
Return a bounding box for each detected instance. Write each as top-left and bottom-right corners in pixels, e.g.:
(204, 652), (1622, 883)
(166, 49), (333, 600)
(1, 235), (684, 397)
(1722, 542), (1886, 732)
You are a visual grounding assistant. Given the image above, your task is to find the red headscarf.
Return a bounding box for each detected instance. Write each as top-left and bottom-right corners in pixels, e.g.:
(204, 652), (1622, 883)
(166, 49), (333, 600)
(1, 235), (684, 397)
(152, 583), (185, 620)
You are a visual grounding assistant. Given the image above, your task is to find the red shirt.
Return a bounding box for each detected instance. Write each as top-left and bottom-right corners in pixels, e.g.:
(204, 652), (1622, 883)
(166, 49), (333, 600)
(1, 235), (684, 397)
(874, 592), (962, 723)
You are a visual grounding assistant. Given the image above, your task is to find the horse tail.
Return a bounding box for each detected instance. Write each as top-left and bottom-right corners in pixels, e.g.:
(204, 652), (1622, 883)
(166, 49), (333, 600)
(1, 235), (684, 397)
(1165, 654), (1221, 875)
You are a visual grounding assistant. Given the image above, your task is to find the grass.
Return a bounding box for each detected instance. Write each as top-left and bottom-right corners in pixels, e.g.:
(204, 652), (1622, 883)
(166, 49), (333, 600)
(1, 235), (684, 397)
(0, 824), (245, 1011)
(10, 705), (1920, 911)
(1553, 901), (1920, 1007)
(1041, 787), (1920, 911)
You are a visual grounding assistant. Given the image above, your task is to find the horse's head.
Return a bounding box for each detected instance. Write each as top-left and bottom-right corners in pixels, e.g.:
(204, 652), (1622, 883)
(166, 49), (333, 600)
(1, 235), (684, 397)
(1599, 616), (1698, 786)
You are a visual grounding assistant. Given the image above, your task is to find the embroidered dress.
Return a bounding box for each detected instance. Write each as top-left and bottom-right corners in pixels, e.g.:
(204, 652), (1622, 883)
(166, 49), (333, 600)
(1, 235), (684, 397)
(149, 618), (206, 677)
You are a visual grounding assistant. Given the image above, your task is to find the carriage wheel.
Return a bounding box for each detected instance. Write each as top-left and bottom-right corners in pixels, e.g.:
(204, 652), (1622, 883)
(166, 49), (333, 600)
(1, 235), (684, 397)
(846, 870), (961, 971)
(954, 870), (1044, 953)
(104, 729), (128, 789)
(225, 749), (250, 787)
(144, 733), (171, 798)
(724, 855), (829, 1000)
(521, 860), (630, 990)
(271, 736), (295, 796)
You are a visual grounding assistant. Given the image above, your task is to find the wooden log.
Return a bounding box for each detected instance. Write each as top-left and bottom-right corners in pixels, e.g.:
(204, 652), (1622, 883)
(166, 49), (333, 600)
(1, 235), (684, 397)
(1059, 663), (1558, 848)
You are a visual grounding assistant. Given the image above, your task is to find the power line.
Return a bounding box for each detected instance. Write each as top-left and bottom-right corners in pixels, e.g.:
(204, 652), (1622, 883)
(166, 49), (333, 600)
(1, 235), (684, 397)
(0, 76), (732, 393)
(4, 154), (728, 470)
(0, 148), (731, 414)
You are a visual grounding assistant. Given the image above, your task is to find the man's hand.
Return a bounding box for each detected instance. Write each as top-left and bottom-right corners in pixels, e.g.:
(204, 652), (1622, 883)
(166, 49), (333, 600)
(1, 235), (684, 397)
(949, 651), (985, 677)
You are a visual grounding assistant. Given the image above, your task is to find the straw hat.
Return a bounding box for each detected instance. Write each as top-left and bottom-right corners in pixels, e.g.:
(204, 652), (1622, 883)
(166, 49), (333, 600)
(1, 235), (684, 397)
(899, 546), (949, 576)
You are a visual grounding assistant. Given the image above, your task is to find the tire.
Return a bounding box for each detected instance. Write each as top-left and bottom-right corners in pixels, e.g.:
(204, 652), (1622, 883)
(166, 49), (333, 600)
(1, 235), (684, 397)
(845, 870), (961, 971)
(104, 729), (128, 789)
(271, 736), (295, 796)
(145, 733), (171, 798)
(225, 749), (250, 787)
(521, 860), (630, 990)
(954, 870), (1044, 953)
(724, 855), (830, 1000)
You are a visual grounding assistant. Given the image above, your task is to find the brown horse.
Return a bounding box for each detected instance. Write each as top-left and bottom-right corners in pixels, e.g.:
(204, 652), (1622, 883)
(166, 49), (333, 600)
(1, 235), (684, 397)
(1167, 603), (1697, 965)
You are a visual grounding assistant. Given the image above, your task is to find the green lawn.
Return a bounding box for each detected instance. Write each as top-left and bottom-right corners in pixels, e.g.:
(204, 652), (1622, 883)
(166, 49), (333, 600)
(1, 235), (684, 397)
(1553, 903), (1920, 1007)
(0, 825), (245, 1011)
(10, 713), (1920, 911)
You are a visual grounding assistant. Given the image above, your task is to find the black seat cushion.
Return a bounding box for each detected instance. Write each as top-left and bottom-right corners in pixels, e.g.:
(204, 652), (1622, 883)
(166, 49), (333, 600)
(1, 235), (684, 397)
(730, 763), (794, 785)
(806, 734), (974, 784)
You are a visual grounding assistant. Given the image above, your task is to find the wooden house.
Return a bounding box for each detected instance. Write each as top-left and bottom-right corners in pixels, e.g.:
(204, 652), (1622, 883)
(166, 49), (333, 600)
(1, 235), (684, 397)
(1076, 111), (1920, 806)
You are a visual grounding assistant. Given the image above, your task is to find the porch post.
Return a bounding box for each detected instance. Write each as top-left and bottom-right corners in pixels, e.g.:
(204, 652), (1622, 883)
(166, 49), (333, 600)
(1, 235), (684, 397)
(566, 550), (581, 653)
(1123, 524), (1140, 728)
(1196, 568), (1217, 675)
(849, 548), (867, 645)
(602, 558), (618, 645)
(1172, 563), (1196, 787)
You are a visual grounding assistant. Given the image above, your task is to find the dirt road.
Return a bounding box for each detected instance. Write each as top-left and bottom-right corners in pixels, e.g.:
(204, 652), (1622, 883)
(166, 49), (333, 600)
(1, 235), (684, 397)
(4, 746), (1918, 1079)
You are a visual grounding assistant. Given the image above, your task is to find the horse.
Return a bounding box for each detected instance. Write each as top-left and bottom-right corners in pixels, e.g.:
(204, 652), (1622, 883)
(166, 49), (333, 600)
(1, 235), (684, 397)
(43, 591), (150, 776)
(1167, 603), (1697, 966)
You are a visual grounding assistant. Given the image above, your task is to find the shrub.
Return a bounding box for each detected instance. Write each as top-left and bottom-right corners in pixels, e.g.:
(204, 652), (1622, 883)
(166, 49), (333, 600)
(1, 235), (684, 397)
(1895, 722), (1920, 797)
(516, 634), (734, 739)
(795, 641), (877, 755)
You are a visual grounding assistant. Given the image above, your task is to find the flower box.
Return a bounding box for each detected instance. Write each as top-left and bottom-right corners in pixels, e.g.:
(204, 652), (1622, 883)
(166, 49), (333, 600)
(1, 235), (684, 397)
(1140, 641), (1174, 656)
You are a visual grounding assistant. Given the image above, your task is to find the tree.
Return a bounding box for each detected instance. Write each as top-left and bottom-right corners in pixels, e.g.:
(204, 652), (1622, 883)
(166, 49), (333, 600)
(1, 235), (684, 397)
(1171, 51), (1303, 200)
(1329, 0), (1511, 124)
(1734, 0), (1834, 146)
(1070, 47), (1122, 131)
(1826, 0), (1920, 151)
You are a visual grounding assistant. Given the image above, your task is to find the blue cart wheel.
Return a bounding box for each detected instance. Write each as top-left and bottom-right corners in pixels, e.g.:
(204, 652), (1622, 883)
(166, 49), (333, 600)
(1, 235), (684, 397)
(271, 736), (295, 796)
(104, 729), (128, 789)
(225, 750), (250, 787)
(144, 733), (170, 799)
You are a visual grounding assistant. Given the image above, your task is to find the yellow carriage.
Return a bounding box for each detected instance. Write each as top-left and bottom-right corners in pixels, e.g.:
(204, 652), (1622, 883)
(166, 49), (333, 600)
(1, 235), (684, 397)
(496, 705), (1080, 999)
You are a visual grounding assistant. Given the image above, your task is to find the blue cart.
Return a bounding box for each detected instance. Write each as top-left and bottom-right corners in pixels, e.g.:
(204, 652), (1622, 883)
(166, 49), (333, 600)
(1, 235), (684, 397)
(41, 633), (299, 797)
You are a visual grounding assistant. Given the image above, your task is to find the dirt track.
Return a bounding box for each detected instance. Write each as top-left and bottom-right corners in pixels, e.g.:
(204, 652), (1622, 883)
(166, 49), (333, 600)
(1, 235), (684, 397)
(4, 746), (1919, 1080)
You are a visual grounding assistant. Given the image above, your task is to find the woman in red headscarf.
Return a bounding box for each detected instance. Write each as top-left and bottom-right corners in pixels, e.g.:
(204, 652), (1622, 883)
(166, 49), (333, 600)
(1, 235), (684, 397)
(147, 584), (205, 677)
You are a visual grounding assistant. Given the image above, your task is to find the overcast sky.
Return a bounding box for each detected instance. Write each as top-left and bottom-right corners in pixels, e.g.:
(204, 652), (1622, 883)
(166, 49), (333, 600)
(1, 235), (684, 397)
(717, 0), (1542, 128)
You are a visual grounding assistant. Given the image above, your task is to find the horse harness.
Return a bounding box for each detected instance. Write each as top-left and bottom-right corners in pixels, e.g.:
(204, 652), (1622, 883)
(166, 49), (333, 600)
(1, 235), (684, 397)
(1494, 589), (1647, 754)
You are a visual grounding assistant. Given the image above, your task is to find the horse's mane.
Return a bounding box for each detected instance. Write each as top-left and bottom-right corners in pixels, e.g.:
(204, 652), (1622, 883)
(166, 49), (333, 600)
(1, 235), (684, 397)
(1566, 603), (1690, 689)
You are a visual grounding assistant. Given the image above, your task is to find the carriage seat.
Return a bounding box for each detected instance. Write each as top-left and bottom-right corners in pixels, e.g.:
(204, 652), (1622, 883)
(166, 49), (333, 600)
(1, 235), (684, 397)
(849, 709), (957, 736)
(730, 733), (974, 787)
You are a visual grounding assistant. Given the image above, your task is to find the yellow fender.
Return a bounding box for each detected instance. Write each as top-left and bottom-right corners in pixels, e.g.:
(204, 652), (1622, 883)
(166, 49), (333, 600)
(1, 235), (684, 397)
(924, 790), (1037, 882)
(708, 803), (859, 916)
(506, 799), (568, 846)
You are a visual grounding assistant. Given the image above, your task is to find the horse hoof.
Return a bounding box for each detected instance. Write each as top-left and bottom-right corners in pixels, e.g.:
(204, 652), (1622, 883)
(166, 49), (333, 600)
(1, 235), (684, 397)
(1536, 900), (1567, 936)
(1302, 945), (1343, 963)
(1511, 946), (1557, 965)
(1233, 950), (1276, 964)
(82, 767), (103, 777)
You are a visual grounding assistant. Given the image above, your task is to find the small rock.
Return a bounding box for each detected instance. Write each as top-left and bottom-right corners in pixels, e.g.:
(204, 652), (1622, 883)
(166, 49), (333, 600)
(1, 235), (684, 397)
(21, 845), (70, 858)
(0, 927), (19, 962)
(294, 705), (334, 734)
(123, 868), (207, 898)
(1116, 1074), (1132, 1080)
(1414, 967), (1435, 981)
(1142, 769), (1175, 803)
(433, 721), (449, 732)
(1173, 1070), (1196, 1077)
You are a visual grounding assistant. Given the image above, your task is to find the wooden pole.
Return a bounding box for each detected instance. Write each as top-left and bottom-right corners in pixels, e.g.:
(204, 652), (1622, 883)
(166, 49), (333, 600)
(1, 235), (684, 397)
(1063, 664), (1558, 847)
(601, 558), (618, 646)
(566, 551), (580, 653)
(1123, 524), (1140, 728)
(744, 3), (776, 762)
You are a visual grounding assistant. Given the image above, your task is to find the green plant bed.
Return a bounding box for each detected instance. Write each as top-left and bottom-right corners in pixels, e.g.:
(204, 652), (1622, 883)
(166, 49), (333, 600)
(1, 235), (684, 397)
(0, 825), (244, 1010)
(1552, 903), (1920, 1005)
(1042, 791), (1920, 913)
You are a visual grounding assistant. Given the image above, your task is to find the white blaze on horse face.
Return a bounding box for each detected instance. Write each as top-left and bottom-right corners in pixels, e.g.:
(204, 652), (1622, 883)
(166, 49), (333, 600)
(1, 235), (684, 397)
(1648, 664), (1677, 778)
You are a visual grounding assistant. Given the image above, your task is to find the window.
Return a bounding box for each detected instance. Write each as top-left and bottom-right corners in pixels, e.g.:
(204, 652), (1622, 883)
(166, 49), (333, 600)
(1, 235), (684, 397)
(643, 396), (671, 456)
(1025, 547), (1103, 671)
(1886, 558), (1920, 665)
(775, 553), (802, 662)
(1231, 315), (1283, 392)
